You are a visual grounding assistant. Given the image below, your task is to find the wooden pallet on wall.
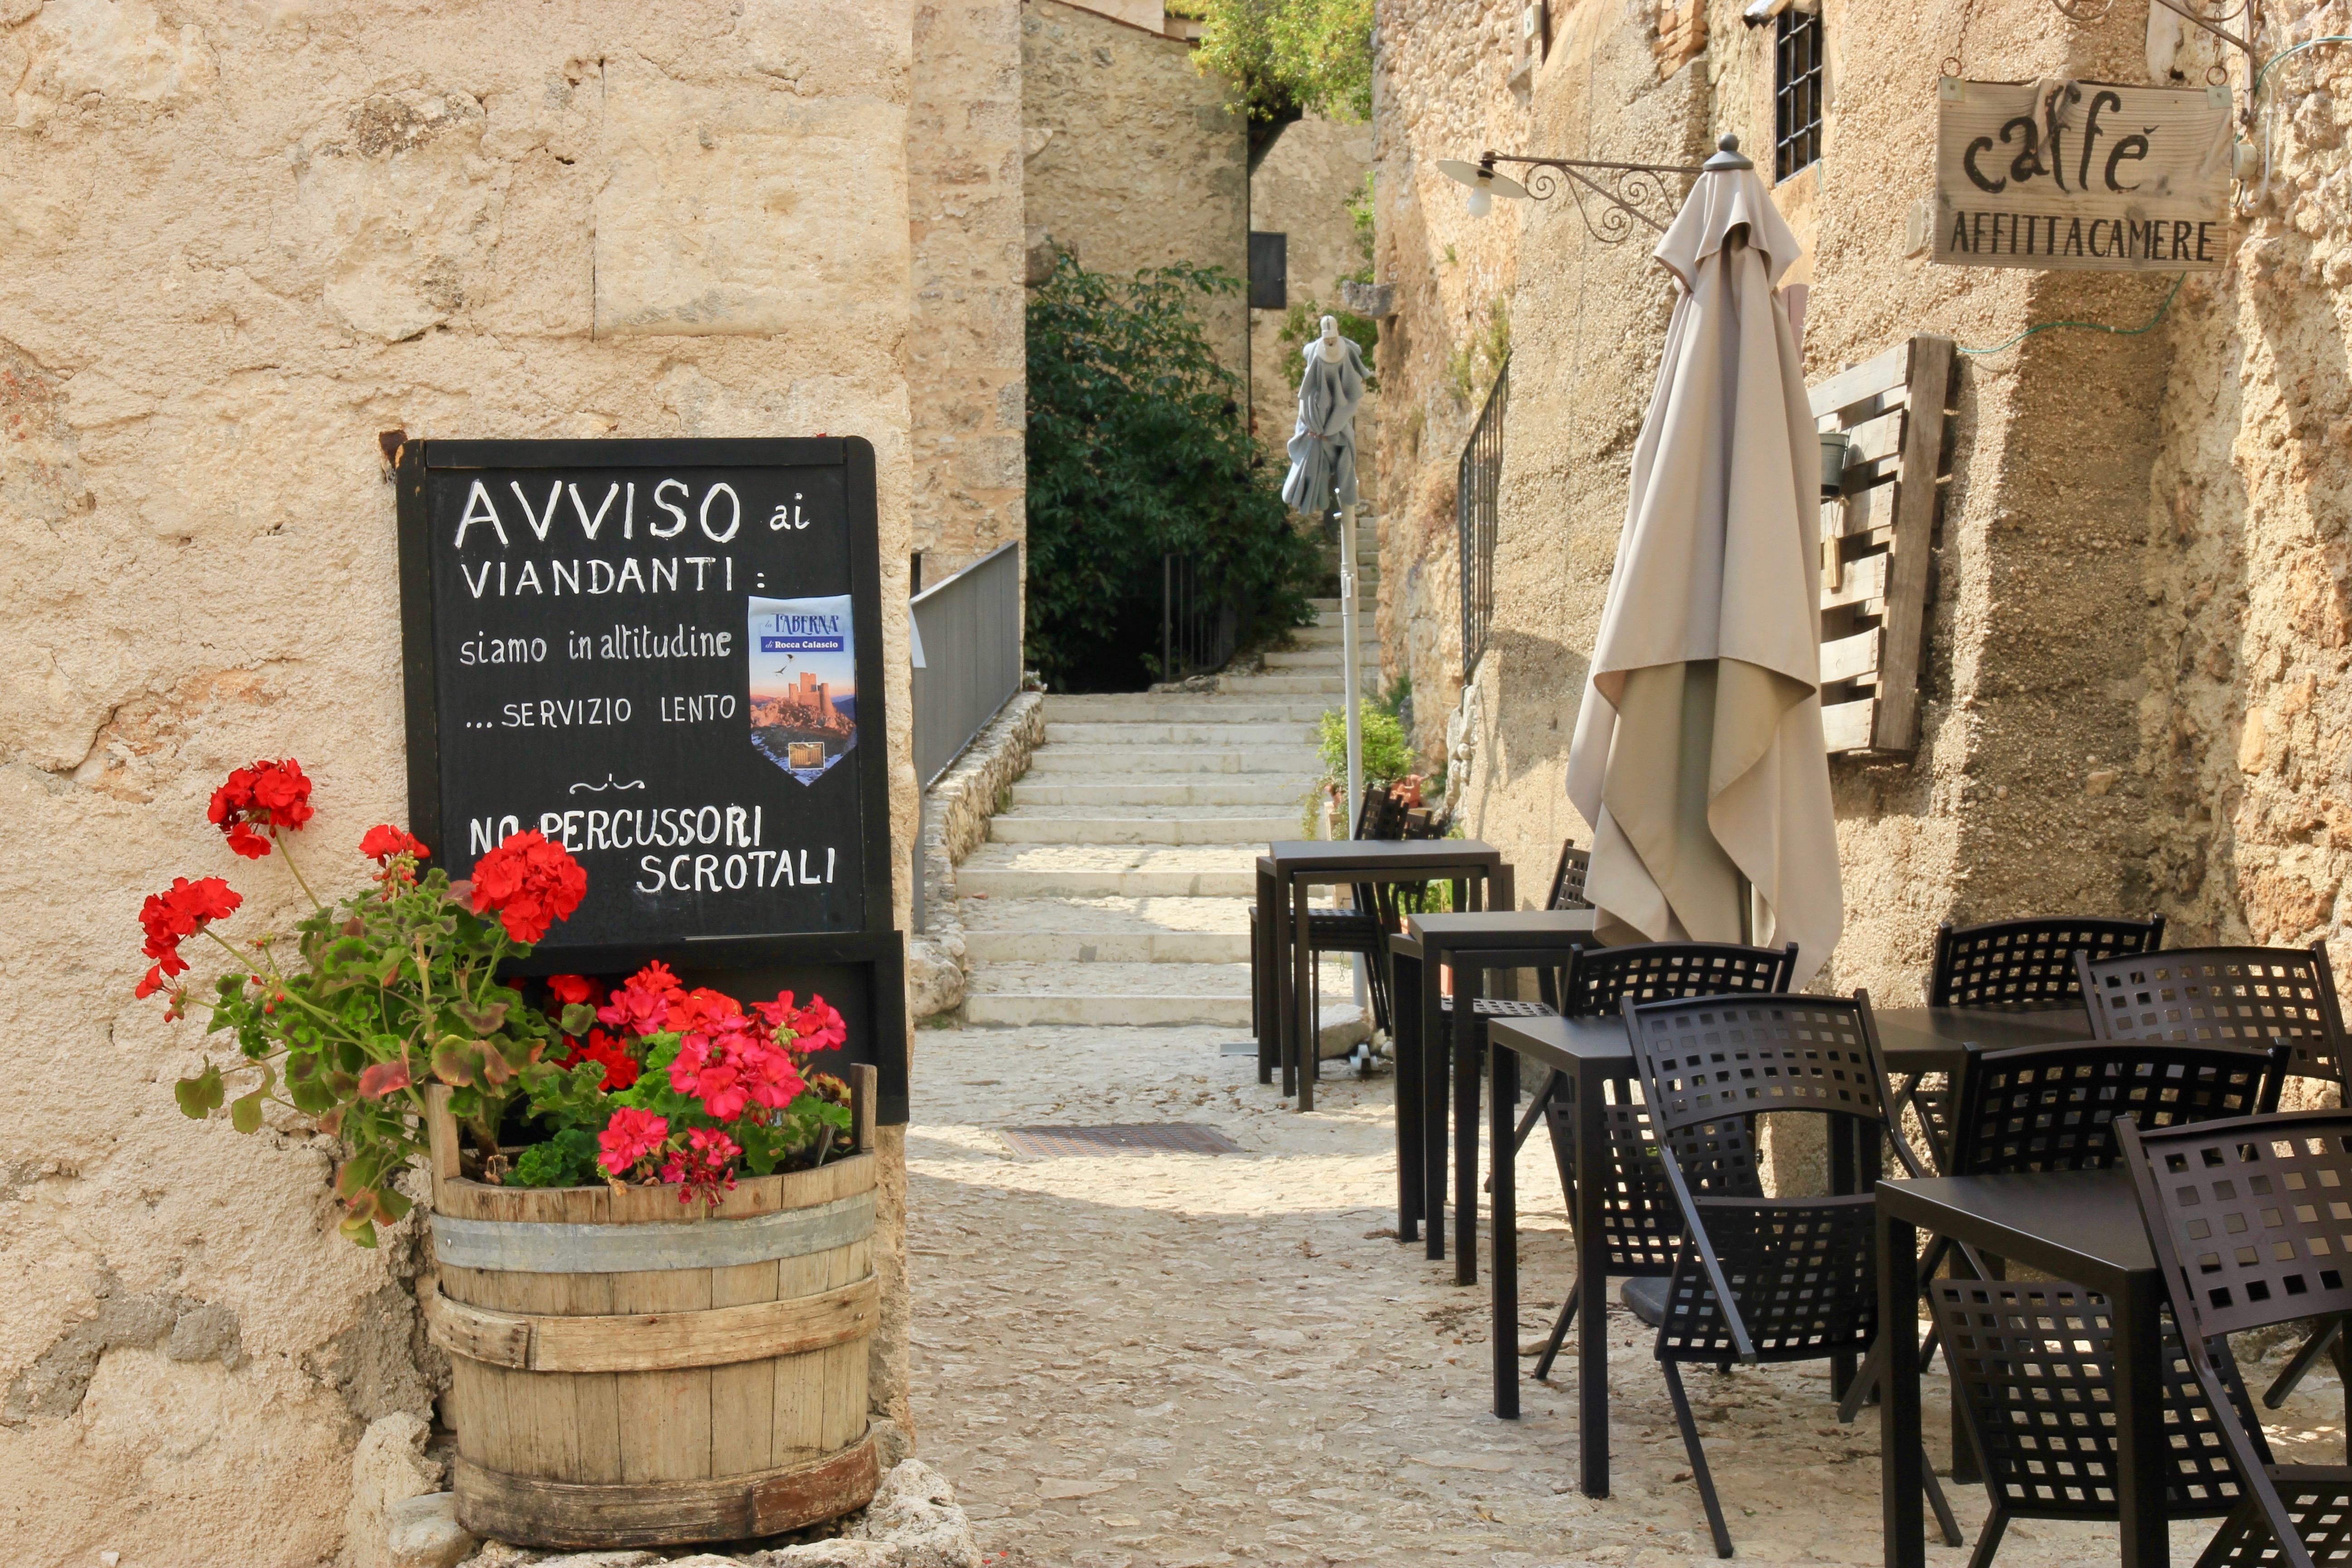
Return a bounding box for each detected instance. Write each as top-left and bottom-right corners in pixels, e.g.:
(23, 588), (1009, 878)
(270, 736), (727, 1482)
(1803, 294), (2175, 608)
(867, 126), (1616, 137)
(1808, 333), (1956, 758)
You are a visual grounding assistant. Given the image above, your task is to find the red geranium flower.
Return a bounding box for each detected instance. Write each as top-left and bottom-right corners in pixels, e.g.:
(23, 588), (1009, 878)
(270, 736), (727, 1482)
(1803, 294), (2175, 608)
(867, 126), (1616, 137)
(597, 1107), (668, 1176)
(467, 829), (587, 944)
(208, 759), (314, 858)
(758, 990), (847, 1054)
(596, 978), (672, 1036)
(360, 824), (429, 864)
(662, 1126), (741, 1205)
(545, 973), (597, 1006)
(135, 876), (243, 1001)
(561, 1028), (641, 1091)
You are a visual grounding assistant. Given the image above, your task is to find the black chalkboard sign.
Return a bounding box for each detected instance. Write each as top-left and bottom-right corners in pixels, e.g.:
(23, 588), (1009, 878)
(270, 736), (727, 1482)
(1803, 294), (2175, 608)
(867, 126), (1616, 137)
(396, 438), (906, 1119)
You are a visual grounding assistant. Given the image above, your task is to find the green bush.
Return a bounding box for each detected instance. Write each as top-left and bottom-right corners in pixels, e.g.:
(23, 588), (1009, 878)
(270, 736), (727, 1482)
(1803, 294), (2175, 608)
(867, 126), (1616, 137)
(1025, 257), (1320, 692)
(1189, 0), (1373, 123)
(1316, 700), (1414, 788)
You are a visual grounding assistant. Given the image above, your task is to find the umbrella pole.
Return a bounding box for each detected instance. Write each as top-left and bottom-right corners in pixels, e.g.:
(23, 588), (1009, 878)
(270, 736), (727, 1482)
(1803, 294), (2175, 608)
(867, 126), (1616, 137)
(1340, 498), (1368, 1019)
(1738, 874), (1755, 947)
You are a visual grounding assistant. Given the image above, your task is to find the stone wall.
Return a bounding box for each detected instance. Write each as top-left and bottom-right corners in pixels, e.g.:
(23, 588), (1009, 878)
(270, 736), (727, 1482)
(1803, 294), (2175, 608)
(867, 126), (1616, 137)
(1020, 0), (1248, 377)
(1373, 0), (2320, 1001)
(908, 690), (1047, 1019)
(0, 2), (980, 1561)
(912, 0), (1027, 583)
(1248, 113), (1376, 466)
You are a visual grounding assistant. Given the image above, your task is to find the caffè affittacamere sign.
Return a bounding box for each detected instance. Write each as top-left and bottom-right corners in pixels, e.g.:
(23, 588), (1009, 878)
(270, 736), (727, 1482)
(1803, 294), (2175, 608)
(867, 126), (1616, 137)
(1935, 78), (2232, 271)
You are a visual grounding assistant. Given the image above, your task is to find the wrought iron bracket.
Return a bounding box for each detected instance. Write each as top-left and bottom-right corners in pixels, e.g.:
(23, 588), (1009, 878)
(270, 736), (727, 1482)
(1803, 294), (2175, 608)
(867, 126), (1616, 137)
(1473, 152), (1707, 244)
(2049, 0), (2252, 60)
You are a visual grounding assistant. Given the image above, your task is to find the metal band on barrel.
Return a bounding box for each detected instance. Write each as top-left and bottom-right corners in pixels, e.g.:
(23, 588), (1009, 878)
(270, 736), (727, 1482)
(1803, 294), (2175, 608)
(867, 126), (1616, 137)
(430, 1190), (875, 1274)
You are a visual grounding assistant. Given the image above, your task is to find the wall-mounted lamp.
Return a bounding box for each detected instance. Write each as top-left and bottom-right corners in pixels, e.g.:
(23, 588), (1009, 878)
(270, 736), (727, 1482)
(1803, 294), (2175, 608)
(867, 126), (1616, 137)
(1436, 158), (1530, 220)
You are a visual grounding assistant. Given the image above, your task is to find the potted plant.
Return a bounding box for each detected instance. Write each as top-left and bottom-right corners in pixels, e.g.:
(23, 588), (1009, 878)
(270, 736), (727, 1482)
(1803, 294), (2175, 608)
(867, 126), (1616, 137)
(137, 760), (881, 1547)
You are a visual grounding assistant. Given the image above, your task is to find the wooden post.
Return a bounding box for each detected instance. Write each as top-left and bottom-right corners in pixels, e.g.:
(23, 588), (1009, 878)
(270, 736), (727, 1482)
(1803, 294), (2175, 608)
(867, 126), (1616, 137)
(851, 1063), (877, 1153)
(426, 1083), (461, 1204)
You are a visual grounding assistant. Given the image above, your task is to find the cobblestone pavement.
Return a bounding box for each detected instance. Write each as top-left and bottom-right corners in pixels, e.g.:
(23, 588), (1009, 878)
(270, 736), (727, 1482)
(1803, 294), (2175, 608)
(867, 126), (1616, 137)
(906, 1023), (2351, 1568)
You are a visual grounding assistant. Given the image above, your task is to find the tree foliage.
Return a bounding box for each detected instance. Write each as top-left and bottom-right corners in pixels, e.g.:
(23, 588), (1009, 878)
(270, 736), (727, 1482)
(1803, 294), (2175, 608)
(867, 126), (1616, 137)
(1024, 256), (1318, 693)
(1188, 0), (1374, 124)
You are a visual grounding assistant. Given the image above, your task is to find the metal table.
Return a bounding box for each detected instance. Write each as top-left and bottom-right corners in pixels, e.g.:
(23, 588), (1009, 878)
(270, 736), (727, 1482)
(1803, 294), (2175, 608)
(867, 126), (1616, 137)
(1386, 909), (1597, 1275)
(1876, 1171), (2166, 1568)
(1252, 839), (1508, 1112)
(1478, 1006), (2097, 1502)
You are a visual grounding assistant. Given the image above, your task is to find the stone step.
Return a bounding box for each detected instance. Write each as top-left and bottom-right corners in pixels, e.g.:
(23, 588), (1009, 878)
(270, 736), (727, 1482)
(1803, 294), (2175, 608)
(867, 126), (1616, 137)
(1044, 721), (1315, 746)
(987, 810), (1294, 845)
(1009, 777), (1320, 806)
(1217, 674), (1359, 695)
(962, 961), (1349, 1028)
(959, 891), (1257, 936)
(1044, 696), (1333, 723)
(960, 928), (1253, 964)
(956, 843), (1258, 898)
(1024, 747), (1317, 776)
(1260, 648), (1382, 670)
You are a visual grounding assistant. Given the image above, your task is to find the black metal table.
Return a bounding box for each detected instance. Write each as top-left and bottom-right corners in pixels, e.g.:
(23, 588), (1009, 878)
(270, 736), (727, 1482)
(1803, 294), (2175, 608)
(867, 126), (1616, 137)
(1476, 1007), (2094, 1503)
(1876, 1171), (2166, 1568)
(1387, 909), (1597, 1276)
(1253, 839), (1509, 1112)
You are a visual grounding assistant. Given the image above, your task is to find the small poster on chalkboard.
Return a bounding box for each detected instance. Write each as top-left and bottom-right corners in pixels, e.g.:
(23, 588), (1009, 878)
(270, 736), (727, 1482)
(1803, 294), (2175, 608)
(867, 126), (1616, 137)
(395, 438), (893, 967)
(748, 594), (858, 783)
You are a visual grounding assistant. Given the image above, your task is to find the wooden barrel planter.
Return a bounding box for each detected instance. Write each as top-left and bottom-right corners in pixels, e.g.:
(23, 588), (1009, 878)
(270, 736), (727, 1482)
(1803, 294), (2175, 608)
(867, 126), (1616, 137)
(419, 1075), (882, 1548)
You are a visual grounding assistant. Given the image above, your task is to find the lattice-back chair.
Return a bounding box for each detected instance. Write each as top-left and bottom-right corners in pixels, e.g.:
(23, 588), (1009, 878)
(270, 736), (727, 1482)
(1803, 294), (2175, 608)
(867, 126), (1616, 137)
(1838, 1038), (2287, 1431)
(1520, 942), (1800, 1384)
(1625, 990), (1958, 1558)
(1929, 1277), (2269, 1568)
(1897, 915), (2167, 1169)
(1930, 914), (2167, 1010)
(2081, 943), (2352, 1407)
(2118, 1109), (2352, 1568)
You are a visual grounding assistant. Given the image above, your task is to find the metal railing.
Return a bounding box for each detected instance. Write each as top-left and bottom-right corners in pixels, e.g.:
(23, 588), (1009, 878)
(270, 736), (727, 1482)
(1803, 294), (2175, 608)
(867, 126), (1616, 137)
(1161, 553), (1240, 682)
(911, 541), (1023, 788)
(1458, 357), (1508, 676)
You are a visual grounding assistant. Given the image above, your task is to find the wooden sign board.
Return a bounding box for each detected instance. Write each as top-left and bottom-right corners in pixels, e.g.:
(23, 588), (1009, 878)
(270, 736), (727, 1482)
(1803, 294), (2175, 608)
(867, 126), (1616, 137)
(1934, 78), (2232, 272)
(396, 437), (906, 1121)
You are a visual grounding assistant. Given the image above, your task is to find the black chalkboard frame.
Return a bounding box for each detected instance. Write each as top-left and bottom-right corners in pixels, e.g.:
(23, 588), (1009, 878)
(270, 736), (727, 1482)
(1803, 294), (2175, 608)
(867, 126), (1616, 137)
(394, 436), (908, 1122)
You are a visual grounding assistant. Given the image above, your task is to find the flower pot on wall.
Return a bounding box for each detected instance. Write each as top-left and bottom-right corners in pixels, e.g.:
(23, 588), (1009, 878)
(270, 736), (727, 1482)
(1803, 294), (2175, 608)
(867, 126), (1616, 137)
(420, 1077), (882, 1549)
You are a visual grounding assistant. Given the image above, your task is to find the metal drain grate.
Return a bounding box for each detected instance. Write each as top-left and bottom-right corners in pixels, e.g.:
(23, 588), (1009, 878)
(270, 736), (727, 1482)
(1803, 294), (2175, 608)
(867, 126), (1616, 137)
(1000, 1124), (1243, 1158)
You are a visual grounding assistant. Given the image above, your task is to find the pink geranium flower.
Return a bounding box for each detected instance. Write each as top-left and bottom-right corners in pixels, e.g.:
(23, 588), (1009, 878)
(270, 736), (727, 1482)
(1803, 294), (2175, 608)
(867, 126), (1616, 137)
(597, 1107), (668, 1176)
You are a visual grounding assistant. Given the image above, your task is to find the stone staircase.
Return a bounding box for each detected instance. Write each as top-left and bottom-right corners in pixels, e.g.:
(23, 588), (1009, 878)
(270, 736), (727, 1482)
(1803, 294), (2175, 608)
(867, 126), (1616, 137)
(959, 521), (1384, 1029)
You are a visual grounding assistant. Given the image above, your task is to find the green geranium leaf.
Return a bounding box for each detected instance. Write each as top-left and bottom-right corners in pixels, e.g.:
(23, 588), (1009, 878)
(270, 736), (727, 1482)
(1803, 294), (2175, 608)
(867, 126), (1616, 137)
(229, 1087), (266, 1134)
(175, 1063), (225, 1119)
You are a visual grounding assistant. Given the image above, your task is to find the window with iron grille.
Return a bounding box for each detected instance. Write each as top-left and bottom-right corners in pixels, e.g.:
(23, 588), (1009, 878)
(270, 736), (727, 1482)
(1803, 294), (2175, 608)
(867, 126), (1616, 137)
(1774, 8), (1823, 181)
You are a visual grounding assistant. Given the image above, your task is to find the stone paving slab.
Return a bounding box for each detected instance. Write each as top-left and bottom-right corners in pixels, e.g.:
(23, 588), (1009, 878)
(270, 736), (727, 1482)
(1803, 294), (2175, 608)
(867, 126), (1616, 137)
(907, 1024), (2351, 1568)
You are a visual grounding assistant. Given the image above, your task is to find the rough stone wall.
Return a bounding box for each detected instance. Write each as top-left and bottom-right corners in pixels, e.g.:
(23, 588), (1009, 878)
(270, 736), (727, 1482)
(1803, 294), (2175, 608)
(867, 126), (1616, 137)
(1020, 0), (1249, 377)
(1377, 0), (2202, 1006)
(1368, 0), (1527, 766)
(0, 3), (941, 1562)
(911, 0), (1027, 582)
(2142, 1), (2352, 980)
(1248, 113), (1376, 465)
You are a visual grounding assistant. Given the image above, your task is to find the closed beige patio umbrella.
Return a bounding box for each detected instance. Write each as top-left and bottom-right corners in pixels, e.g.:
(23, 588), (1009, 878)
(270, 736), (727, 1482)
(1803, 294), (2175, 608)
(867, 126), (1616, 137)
(1563, 137), (1842, 986)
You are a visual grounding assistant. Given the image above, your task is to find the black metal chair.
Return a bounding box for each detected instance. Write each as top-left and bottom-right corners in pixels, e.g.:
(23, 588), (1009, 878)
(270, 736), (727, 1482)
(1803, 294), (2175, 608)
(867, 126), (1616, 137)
(1929, 1277), (2267, 1568)
(1930, 914), (2168, 1010)
(1519, 941), (1798, 1382)
(1250, 784), (1404, 1046)
(1838, 1036), (2287, 1428)
(2118, 1107), (2352, 1567)
(2080, 943), (2352, 1408)
(1624, 989), (1958, 1558)
(1897, 914), (2167, 1169)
